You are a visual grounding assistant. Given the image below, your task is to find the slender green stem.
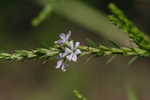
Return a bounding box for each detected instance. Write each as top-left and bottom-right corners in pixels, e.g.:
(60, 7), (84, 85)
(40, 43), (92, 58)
(0, 48), (59, 61)
(0, 45), (149, 62)
(108, 3), (150, 50)
(79, 45), (150, 57)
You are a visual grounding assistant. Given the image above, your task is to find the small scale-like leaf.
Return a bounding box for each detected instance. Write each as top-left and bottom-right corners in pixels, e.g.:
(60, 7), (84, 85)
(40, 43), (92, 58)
(128, 56), (138, 65)
(106, 55), (116, 64)
(109, 40), (121, 48)
(86, 38), (98, 47)
(73, 90), (87, 100)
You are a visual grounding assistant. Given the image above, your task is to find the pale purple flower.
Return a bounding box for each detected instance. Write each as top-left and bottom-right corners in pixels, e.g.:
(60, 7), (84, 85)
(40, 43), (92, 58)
(55, 31), (81, 72)
(65, 41), (81, 62)
(56, 59), (63, 69)
(56, 53), (67, 72)
(55, 31), (71, 45)
(56, 59), (68, 72)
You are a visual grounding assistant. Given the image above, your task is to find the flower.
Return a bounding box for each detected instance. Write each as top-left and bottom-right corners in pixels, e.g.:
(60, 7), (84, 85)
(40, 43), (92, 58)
(56, 59), (68, 72)
(55, 31), (81, 72)
(55, 31), (71, 45)
(56, 53), (67, 72)
(65, 41), (81, 62)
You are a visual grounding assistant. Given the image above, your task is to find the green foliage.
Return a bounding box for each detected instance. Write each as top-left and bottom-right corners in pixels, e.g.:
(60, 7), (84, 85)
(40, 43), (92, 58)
(108, 3), (150, 50)
(128, 56), (138, 65)
(0, 48), (59, 61)
(1, 3), (150, 65)
(32, 4), (54, 26)
(86, 39), (98, 48)
(32, 0), (58, 26)
(0, 45), (149, 61)
(73, 90), (87, 100)
(80, 45), (150, 57)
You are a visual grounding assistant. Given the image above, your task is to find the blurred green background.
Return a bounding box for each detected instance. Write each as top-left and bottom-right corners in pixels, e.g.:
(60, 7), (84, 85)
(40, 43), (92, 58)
(0, 0), (150, 100)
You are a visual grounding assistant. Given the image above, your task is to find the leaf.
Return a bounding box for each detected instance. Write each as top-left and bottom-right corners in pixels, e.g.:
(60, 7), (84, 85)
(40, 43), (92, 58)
(128, 56), (138, 65)
(32, 5), (54, 26)
(106, 55), (116, 64)
(73, 90), (87, 100)
(86, 38), (97, 47)
(109, 40), (121, 48)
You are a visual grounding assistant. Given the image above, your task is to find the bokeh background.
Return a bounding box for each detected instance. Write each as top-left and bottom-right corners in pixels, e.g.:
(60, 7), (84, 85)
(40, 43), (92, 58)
(0, 0), (150, 100)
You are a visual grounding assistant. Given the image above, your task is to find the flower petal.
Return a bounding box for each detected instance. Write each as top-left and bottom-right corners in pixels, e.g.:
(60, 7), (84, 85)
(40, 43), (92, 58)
(61, 64), (69, 72)
(56, 60), (63, 69)
(61, 64), (66, 72)
(59, 33), (66, 40)
(67, 53), (73, 61)
(63, 48), (72, 57)
(69, 41), (74, 50)
(66, 31), (71, 41)
(55, 40), (65, 44)
(65, 48), (72, 53)
(75, 42), (80, 48)
(75, 49), (81, 55)
(72, 54), (77, 62)
(62, 52), (68, 57)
